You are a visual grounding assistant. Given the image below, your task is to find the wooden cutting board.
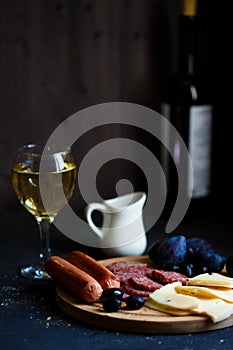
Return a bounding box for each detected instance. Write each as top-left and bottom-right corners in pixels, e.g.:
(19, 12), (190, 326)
(56, 255), (233, 334)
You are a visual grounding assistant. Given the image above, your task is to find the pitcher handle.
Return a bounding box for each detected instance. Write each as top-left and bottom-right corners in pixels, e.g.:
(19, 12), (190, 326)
(85, 203), (106, 238)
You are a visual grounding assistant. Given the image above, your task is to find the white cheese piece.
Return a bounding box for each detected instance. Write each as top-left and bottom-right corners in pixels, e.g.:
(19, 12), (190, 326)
(145, 299), (193, 316)
(175, 285), (233, 303)
(188, 273), (233, 288)
(192, 297), (233, 323)
(145, 282), (200, 312)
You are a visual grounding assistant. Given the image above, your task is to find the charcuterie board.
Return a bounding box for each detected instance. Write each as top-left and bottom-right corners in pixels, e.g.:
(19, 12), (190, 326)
(56, 255), (233, 334)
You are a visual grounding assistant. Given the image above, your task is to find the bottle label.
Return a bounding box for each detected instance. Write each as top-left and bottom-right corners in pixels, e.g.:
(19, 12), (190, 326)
(161, 103), (212, 199)
(189, 105), (212, 198)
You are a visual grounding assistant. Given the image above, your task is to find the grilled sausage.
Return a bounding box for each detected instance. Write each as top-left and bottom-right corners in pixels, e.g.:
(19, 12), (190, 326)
(45, 256), (103, 302)
(66, 250), (120, 290)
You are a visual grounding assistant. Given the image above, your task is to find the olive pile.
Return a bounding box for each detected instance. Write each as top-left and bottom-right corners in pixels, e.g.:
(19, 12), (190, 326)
(99, 288), (145, 312)
(148, 235), (226, 277)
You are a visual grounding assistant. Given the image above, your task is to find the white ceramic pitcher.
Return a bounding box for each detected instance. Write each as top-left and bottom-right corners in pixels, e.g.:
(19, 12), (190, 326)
(85, 192), (147, 256)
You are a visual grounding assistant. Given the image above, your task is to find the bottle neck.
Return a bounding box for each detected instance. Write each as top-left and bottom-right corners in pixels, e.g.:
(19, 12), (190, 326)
(178, 15), (197, 76)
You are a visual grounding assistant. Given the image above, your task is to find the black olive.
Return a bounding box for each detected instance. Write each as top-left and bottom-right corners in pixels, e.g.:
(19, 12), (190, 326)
(226, 256), (233, 277)
(102, 297), (122, 312)
(100, 288), (123, 301)
(125, 295), (145, 310)
(180, 263), (193, 277)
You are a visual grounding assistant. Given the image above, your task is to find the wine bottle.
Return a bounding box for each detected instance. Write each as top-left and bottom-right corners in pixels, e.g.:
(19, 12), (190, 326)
(161, 0), (213, 220)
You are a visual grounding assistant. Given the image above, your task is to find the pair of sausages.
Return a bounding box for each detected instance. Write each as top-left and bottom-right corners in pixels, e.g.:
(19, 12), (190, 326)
(45, 251), (120, 303)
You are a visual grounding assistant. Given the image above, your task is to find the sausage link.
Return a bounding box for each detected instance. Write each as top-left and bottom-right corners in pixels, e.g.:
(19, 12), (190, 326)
(45, 256), (103, 302)
(66, 251), (120, 290)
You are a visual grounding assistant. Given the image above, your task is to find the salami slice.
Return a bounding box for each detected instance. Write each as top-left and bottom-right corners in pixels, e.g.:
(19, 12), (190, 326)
(112, 271), (138, 283)
(151, 269), (188, 285)
(130, 275), (163, 291)
(121, 280), (151, 298)
(106, 261), (149, 273)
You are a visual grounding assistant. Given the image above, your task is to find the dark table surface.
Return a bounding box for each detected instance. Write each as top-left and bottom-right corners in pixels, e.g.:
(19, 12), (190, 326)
(1, 208), (233, 350)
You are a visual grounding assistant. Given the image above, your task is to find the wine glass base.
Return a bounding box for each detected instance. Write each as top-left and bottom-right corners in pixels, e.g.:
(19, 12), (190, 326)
(20, 264), (52, 280)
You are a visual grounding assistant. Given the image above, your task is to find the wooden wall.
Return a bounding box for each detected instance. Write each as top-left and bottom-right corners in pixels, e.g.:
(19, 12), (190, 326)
(0, 0), (232, 216)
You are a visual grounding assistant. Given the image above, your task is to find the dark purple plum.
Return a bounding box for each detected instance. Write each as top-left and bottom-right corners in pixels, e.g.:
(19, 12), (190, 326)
(186, 238), (225, 273)
(148, 235), (187, 268)
(186, 237), (212, 259)
(205, 251), (226, 273)
(147, 238), (166, 262)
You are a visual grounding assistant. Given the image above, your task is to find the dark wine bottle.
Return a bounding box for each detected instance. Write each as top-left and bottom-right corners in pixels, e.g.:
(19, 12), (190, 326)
(161, 0), (213, 221)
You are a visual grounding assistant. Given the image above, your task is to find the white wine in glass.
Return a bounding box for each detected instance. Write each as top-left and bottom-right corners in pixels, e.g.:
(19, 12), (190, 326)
(12, 144), (76, 280)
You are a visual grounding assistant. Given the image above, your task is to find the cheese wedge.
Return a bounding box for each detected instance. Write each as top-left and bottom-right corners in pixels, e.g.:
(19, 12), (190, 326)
(192, 297), (233, 323)
(175, 285), (233, 303)
(145, 282), (200, 315)
(188, 273), (233, 288)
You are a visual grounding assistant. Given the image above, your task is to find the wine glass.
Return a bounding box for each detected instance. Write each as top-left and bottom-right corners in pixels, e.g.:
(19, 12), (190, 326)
(12, 144), (76, 280)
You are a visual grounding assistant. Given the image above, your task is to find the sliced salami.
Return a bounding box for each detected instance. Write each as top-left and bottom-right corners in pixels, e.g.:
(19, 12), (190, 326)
(110, 269), (150, 283)
(151, 269), (188, 285)
(121, 280), (151, 298)
(130, 275), (163, 291)
(105, 260), (188, 299)
(106, 261), (149, 273)
(112, 271), (139, 283)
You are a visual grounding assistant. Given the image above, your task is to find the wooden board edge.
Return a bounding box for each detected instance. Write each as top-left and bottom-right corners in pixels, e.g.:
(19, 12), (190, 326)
(56, 286), (233, 334)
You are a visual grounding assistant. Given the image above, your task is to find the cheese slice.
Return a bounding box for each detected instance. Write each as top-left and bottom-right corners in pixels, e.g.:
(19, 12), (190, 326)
(188, 273), (233, 288)
(145, 299), (193, 316)
(175, 285), (233, 303)
(192, 297), (233, 323)
(145, 282), (200, 313)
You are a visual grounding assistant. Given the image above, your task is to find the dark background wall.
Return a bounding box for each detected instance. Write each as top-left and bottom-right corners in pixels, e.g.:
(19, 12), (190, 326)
(0, 0), (232, 217)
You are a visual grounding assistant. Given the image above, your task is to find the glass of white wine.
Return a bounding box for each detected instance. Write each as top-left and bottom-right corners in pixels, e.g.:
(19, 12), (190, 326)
(12, 144), (76, 280)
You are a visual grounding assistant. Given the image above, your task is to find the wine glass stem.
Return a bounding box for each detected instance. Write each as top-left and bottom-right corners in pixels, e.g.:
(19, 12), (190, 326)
(37, 218), (52, 264)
